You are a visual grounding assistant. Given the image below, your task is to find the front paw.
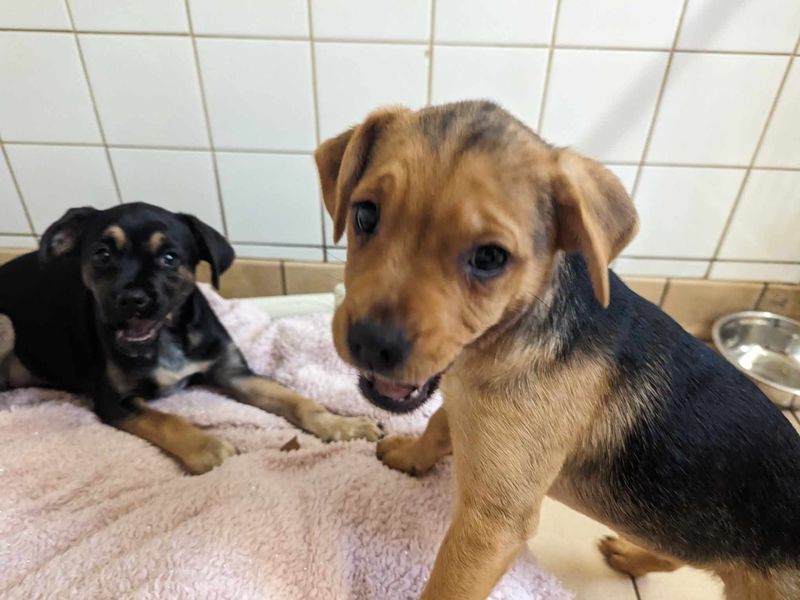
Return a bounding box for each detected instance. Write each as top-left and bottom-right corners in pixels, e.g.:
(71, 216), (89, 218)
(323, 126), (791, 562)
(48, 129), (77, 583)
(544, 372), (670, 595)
(313, 413), (383, 442)
(377, 435), (430, 476)
(181, 435), (236, 475)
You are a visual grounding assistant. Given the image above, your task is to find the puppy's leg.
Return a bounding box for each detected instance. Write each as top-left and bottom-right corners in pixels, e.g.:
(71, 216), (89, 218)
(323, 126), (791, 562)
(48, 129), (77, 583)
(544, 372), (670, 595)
(716, 566), (800, 600)
(377, 406), (451, 475)
(111, 399), (235, 475)
(220, 373), (382, 442)
(598, 535), (683, 577)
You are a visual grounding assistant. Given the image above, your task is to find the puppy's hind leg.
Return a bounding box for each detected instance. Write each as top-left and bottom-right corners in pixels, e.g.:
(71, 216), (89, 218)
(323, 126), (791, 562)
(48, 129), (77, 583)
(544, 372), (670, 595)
(0, 314), (15, 389)
(599, 535), (683, 578)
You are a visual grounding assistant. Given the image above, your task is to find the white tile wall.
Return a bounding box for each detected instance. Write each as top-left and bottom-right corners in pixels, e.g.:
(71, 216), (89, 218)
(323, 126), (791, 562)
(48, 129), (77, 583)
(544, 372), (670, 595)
(0, 1), (797, 282)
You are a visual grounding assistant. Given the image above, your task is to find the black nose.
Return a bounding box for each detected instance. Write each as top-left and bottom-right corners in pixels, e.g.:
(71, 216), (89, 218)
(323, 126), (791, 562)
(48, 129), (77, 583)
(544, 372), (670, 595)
(347, 320), (410, 373)
(116, 289), (151, 312)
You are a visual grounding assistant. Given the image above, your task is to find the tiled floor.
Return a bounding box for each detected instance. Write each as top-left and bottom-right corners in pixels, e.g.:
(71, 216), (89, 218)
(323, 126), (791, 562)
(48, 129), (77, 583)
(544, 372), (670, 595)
(527, 409), (800, 600)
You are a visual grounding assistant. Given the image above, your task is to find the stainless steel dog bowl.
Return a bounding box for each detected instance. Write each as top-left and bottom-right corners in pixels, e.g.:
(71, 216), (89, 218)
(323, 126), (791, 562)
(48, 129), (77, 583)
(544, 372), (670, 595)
(712, 311), (800, 406)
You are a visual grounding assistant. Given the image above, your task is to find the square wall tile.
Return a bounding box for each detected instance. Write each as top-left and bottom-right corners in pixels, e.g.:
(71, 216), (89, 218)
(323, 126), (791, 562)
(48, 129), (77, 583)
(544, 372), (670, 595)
(0, 155), (30, 234)
(198, 39), (315, 151)
(431, 46), (547, 130)
(627, 166), (745, 258)
(326, 247), (347, 263)
(68, 0), (189, 33)
(80, 35), (207, 147)
(189, 0), (307, 37)
(678, 0), (800, 53)
(0, 0), (70, 29)
(719, 170), (800, 262)
(284, 262), (344, 294)
(5, 144), (117, 233)
(315, 43), (428, 140)
(436, 0), (556, 44)
(232, 244), (324, 262)
(605, 164), (638, 195)
(322, 210), (345, 248)
(660, 279), (763, 338)
(756, 61), (800, 168)
(556, 0), (683, 49)
(0, 33), (100, 143)
(218, 153), (322, 245)
(0, 236), (36, 250)
(613, 258), (709, 279)
(312, 0), (430, 41)
(110, 148), (223, 230)
(647, 54), (786, 165)
(708, 262), (800, 283)
(540, 50), (668, 162)
(758, 283), (800, 321)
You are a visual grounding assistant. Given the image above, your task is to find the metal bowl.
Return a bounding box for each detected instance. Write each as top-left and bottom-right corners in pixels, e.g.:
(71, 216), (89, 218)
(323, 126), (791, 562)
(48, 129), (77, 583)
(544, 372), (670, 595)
(712, 311), (800, 405)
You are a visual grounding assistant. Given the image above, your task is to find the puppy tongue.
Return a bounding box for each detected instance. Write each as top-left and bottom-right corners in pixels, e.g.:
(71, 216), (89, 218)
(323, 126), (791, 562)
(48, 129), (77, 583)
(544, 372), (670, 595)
(373, 378), (417, 400)
(125, 318), (157, 337)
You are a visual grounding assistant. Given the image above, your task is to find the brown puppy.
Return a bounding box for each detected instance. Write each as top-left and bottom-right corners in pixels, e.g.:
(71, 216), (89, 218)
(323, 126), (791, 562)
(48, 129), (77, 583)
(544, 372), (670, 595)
(314, 101), (800, 599)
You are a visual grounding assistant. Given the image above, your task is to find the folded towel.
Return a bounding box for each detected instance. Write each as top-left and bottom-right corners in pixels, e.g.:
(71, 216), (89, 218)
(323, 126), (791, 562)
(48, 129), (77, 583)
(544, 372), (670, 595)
(0, 286), (570, 600)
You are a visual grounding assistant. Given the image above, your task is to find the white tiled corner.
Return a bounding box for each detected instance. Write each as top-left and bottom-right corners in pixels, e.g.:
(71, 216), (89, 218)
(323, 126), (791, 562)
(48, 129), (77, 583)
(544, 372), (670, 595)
(79, 35), (207, 147)
(431, 46), (548, 130)
(647, 54), (786, 165)
(0, 235), (36, 249)
(718, 170), (800, 262)
(312, 0), (430, 41)
(217, 152), (323, 245)
(709, 262), (800, 284)
(540, 49), (668, 162)
(110, 148), (223, 230)
(0, 154), (30, 234)
(678, 0), (800, 53)
(613, 258), (709, 278)
(197, 39), (315, 151)
(67, 0), (189, 33)
(0, 0), (70, 29)
(188, 0), (308, 37)
(605, 164), (638, 196)
(0, 33), (100, 143)
(556, 0), (683, 49)
(315, 43), (428, 140)
(756, 60), (800, 168)
(232, 244), (324, 262)
(627, 166), (745, 258)
(435, 0), (556, 45)
(4, 144), (117, 234)
(325, 247), (347, 264)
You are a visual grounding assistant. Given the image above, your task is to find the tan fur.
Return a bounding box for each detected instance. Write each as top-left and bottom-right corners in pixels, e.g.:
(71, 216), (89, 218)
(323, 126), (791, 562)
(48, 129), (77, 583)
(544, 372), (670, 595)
(315, 103), (796, 600)
(153, 360), (212, 391)
(147, 231), (166, 253)
(598, 536), (683, 578)
(103, 225), (128, 251)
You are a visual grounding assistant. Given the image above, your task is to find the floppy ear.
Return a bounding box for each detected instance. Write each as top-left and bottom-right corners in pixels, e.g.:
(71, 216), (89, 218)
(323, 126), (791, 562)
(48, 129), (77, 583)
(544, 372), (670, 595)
(313, 108), (406, 244)
(179, 214), (234, 290)
(39, 206), (99, 262)
(552, 149), (638, 308)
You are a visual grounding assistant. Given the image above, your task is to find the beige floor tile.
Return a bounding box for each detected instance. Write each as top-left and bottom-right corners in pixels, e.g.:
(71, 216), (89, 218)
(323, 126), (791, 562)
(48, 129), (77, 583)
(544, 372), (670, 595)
(660, 280), (764, 340)
(0, 248), (29, 266)
(758, 284), (800, 321)
(636, 566), (724, 600)
(783, 410), (800, 434)
(216, 259), (283, 298)
(529, 498), (637, 600)
(621, 277), (667, 305)
(757, 382), (794, 409)
(284, 261), (344, 294)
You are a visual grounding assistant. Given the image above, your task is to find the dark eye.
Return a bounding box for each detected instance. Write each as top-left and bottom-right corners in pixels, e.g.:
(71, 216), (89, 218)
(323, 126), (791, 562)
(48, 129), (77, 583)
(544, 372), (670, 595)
(160, 252), (180, 268)
(467, 245), (509, 279)
(353, 201), (379, 235)
(92, 247), (112, 267)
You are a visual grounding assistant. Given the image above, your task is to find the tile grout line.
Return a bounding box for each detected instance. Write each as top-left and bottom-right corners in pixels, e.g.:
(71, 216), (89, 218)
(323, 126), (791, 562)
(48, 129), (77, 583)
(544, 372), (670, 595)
(306, 0), (327, 263)
(535, 0), (561, 134)
(184, 0), (229, 238)
(63, 0), (123, 205)
(704, 32), (800, 279)
(425, 0), (437, 105)
(279, 261), (287, 294)
(628, 0), (689, 206)
(0, 138), (37, 239)
(657, 278), (671, 307)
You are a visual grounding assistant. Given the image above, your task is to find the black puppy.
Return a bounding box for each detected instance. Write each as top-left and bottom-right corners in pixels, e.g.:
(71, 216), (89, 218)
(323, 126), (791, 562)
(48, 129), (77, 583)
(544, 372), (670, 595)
(0, 203), (381, 473)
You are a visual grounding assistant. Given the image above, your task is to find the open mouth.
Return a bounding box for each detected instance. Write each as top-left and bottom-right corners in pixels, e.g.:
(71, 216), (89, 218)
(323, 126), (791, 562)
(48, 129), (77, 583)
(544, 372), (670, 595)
(116, 318), (162, 345)
(358, 372), (442, 414)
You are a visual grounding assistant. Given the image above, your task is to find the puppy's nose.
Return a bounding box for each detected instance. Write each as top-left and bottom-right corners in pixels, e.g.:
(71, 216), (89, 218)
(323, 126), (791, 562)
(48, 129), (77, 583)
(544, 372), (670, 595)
(116, 289), (151, 312)
(347, 320), (410, 373)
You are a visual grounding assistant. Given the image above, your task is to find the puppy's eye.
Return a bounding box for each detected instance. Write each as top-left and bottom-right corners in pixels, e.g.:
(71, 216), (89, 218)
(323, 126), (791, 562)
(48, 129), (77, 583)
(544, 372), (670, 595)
(92, 247), (112, 267)
(160, 252), (180, 268)
(467, 245), (509, 279)
(353, 201), (379, 235)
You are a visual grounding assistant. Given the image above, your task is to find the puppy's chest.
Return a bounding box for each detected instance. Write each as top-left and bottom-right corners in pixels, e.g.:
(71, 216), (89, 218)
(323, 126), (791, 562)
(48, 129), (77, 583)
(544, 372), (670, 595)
(151, 341), (213, 393)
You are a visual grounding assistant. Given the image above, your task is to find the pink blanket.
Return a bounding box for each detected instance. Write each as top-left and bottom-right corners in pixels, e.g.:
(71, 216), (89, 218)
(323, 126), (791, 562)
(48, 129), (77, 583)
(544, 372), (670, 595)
(0, 287), (570, 600)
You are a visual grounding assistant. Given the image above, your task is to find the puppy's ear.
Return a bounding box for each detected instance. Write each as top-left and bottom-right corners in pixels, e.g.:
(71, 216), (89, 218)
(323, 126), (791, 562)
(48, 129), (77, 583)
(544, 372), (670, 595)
(314, 107), (406, 243)
(179, 215), (234, 290)
(552, 149), (638, 307)
(39, 206), (99, 262)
